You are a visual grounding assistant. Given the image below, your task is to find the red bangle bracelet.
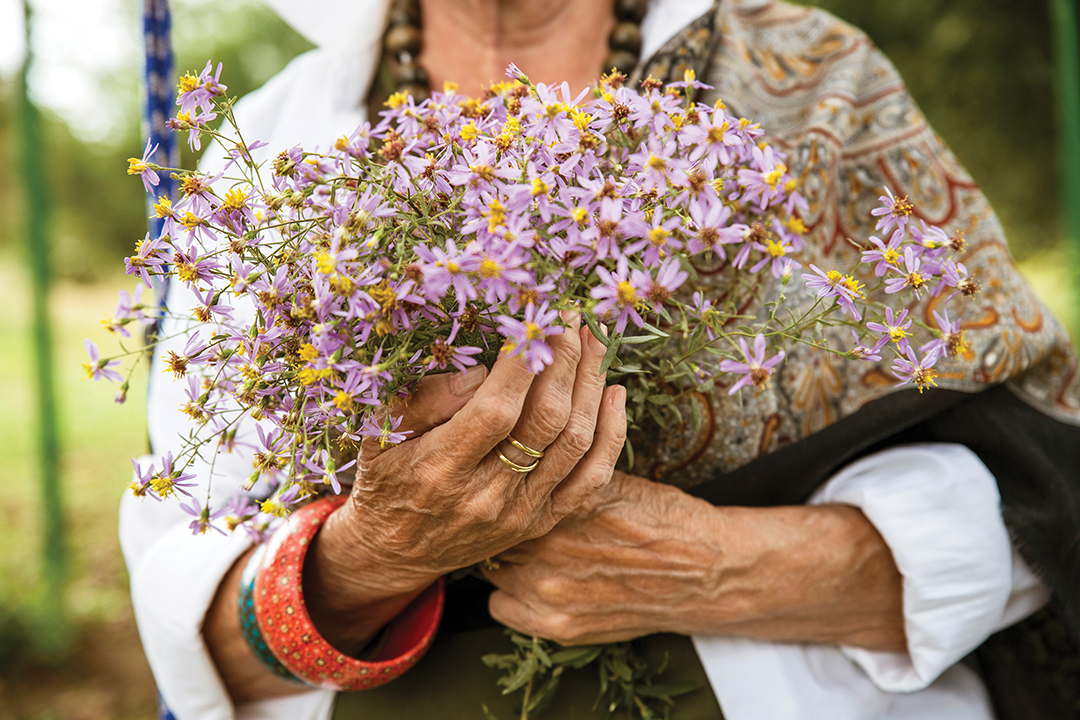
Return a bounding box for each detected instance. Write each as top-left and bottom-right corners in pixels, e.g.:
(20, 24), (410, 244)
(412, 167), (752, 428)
(253, 495), (445, 690)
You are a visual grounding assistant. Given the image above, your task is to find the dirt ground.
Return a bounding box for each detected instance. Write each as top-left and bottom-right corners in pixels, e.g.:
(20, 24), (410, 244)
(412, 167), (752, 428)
(0, 611), (156, 720)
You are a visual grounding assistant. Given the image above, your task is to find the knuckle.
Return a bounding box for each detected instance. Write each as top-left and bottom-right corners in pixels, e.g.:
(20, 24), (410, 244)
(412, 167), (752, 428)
(476, 397), (519, 434)
(560, 418), (595, 458)
(528, 397), (571, 440)
(545, 613), (581, 645)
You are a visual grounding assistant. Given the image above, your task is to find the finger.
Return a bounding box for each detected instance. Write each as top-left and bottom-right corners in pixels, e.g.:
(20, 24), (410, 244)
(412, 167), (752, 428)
(501, 311), (582, 465)
(547, 384), (626, 518)
(488, 589), (546, 637)
(516, 324), (609, 504)
(427, 348), (536, 468)
(358, 366), (489, 469)
(390, 365), (488, 437)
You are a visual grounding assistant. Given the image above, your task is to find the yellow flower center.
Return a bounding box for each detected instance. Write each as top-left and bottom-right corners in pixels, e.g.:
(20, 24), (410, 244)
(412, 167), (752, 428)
(480, 259), (501, 278)
(616, 281), (637, 306)
(764, 239), (787, 258)
(525, 322), (543, 340)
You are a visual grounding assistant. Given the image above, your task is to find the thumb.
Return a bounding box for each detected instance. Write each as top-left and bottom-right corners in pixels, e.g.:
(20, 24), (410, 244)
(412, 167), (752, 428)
(393, 365), (489, 437)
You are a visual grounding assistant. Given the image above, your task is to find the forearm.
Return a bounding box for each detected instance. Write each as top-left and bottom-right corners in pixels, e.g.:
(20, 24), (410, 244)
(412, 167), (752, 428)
(695, 503), (905, 651)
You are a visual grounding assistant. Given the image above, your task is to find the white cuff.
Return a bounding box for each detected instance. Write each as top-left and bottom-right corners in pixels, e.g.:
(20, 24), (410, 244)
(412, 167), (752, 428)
(809, 443), (1024, 692)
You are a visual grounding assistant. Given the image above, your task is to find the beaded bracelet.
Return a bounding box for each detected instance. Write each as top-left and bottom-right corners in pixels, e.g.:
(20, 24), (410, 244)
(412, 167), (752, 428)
(253, 495), (445, 690)
(238, 543), (306, 684)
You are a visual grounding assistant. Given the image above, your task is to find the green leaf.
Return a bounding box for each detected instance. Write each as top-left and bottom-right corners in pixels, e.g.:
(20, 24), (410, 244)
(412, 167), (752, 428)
(633, 682), (701, 699)
(619, 333), (661, 345)
(480, 703), (500, 720)
(548, 646), (603, 668)
(526, 667), (563, 716)
(640, 321), (671, 338)
(583, 314), (610, 346)
(482, 653), (519, 670)
(499, 654), (538, 694)
(599, 333), (622, 374)
(533, 638), (552, 668)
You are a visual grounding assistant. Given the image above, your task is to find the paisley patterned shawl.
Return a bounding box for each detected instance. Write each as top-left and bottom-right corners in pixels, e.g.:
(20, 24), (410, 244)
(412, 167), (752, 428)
(630, 0), (1080, 488)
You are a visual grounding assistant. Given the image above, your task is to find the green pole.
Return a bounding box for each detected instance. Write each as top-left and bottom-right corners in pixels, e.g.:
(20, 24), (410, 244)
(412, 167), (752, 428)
(1051, 0), (1080, 324)
(18, 0), (68, 655)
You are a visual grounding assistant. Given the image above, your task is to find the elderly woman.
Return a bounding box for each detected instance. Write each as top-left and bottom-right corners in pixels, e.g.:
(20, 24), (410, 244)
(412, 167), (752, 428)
(120, 1), (1080, 719)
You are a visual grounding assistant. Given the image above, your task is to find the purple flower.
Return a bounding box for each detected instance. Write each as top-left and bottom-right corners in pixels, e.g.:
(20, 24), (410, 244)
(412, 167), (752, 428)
(591, 256), (649, 332)
(180, 498), (227, 536)
(848, 329), (888, 363)
(82, 339), (122, 382)
(891, 347), (938, 393)
(871, 187), (915, 235)
(645, 258), (689, 307)
(149, 452), (197, 501)
(127, 139), (160, 194)
(884, 247), (929, 296)
(719, 334), (785, 395)
(920, 309), (970, 362)
(860, 231), (904, 277)
(427, 321), (484, 373)
(866, 306), (913, 354)
(358, 412), (412, 449)
(497, 302), (565, 373)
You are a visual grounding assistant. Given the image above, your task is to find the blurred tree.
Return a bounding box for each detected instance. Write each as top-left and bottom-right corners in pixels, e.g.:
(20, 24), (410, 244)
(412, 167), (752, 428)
(803, 0), (1059, 258)
(0, 0), (312, 282)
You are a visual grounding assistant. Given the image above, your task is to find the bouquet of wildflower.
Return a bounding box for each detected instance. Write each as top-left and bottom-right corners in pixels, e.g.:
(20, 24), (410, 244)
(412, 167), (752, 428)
(96, 61), (976, 542)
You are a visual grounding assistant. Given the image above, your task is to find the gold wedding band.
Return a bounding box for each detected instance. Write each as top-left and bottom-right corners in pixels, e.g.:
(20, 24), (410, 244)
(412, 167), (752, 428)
(506, 434), (544, 458)
(497, 449), (540, 473)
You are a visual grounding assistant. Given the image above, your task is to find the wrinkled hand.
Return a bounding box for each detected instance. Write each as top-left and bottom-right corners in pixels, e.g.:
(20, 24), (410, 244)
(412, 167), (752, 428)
(304, 317), (627, 653)
(484, 472), (906, 651)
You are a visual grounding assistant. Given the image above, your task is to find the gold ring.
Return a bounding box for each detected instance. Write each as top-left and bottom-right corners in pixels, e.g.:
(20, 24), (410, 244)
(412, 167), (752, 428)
(497, 449), (539, 473)
(506, 434), (544, 458)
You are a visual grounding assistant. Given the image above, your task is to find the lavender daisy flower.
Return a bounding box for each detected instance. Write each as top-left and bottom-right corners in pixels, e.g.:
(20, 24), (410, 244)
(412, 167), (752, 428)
(591, 256), (649, 332)
(427, 321), (484, 373)
(860, 230), (904, 277)
(848, 329), (888, 362)
(127, 139), (160, 194)
(82, 339), (122, 382)
(719, 334), (785, 395)
(180, 498), (227, 536)
(645, 258), (689, 307)
(497, 302), (565, 373)
(920, 309), (970, 362)
(884, 247), (929, 296)
(892, 347), (938, 393)
(866, 306), (913, 353)
(871, 187), (915, 235)
(149, 452), (197, 501)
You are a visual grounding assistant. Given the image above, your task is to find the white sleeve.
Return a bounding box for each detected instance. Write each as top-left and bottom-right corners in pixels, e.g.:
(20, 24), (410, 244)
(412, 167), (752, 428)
(809, 442), (1051, 693)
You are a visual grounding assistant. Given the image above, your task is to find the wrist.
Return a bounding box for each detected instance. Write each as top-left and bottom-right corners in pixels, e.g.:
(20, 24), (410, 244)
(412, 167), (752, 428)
(303, 500), (441, 656)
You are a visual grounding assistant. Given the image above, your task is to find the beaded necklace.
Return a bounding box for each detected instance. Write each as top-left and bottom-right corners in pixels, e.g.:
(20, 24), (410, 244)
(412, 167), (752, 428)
(381, 0), (648, 101)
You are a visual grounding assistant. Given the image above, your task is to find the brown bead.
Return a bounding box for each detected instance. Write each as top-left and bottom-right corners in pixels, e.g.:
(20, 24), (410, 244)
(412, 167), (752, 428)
(608, 21), (642, 54)
(386, 0), (420, 27)
(384, 24), (422, 56)
(394, 62), (429, 87)
(398, 83), (429, 102)
(602, 50), (639, 76)
(615, 0), (648, 23)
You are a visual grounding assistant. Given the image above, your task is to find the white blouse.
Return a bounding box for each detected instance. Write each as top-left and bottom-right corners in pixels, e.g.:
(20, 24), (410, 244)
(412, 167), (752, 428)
(119, 1), (1050, 718)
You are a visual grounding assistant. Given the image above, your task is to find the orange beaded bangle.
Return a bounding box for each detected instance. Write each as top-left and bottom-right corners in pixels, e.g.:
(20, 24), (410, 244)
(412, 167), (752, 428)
(253, 495), (445, 690)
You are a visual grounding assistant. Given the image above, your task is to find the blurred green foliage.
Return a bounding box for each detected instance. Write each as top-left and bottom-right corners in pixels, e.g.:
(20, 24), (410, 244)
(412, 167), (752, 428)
(0, 0), (312, 283)
(0, 0), (1067, 281)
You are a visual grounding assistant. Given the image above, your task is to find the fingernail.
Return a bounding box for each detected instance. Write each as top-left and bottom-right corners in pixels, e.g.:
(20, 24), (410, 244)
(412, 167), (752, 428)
(560, 308), (581, 329)
(450, 365), (488, 397)
(610, 385), (626, 408)
(585, 326), (606, 355)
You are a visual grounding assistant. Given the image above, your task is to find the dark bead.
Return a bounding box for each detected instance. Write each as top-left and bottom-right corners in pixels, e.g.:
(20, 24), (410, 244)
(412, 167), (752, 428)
(398, 83), (429, 102)
(387, 8), (419, 28)
(602, 50), (639, 76)
(608, 21), (642, 54)
(615, 0), (648, 23)
(395, 62), (429, 87)
(385, 24), (422, 56)
(387, 0), (420, 26)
